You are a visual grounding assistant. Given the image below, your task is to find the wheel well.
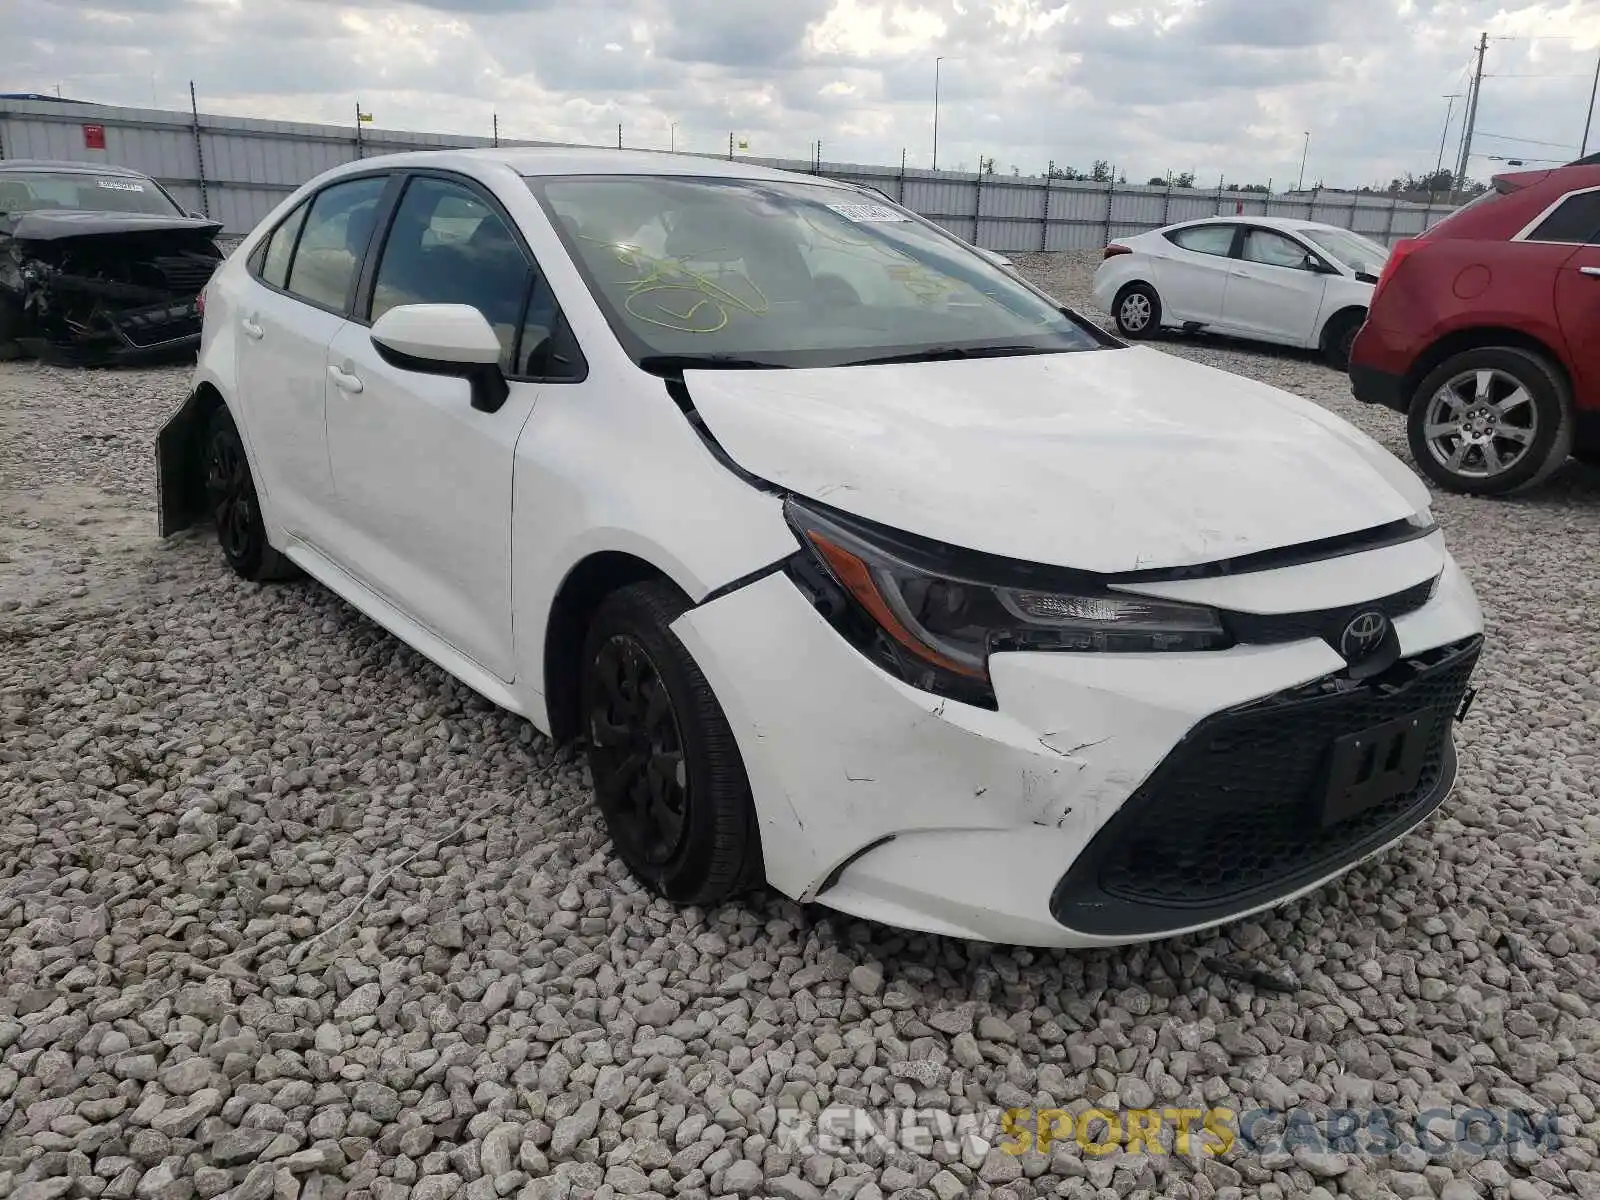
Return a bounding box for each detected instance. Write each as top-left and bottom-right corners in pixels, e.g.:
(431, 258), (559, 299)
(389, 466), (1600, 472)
(1320, 306), (1367, 350)
(156, 382), (227, 537)
(543, 552), (671, 744)
(1402, 326), (1572, 403)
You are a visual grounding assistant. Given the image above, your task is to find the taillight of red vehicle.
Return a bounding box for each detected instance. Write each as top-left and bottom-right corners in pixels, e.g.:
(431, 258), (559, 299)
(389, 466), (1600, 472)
(1371, 238), (1419, 306)
(1103, 244), (1131, 259)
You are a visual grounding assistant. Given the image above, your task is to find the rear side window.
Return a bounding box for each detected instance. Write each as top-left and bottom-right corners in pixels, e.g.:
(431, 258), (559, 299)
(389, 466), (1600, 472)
(286, 176), (388, 311)
(259, 202), (309, 289)
(1527, 190), (1600, 244)
(1167, 225), (1236, 256)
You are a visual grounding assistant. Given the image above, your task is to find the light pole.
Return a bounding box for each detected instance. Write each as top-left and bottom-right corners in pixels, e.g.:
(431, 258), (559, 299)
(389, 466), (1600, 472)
(1434, 95), (1459, 185)
(669, 122), (678, 153)
(1582, 48), (1599, 157)
(932, 56), (944, 171)
(1296, 131), (1310, 192)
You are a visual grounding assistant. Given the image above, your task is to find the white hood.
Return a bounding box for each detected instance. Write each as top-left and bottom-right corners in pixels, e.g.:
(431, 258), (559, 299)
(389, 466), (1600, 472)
(684, 346), (1431, 574)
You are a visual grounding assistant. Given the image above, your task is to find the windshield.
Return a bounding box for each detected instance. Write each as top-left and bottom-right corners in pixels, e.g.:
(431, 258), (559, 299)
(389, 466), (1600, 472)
(0, 171), (184, 217)
(1299, 227), (1391, 274)
(531, 175), (1101, 369)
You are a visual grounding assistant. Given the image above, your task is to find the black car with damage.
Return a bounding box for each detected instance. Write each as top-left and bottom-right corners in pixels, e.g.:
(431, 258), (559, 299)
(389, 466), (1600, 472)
(0, 159), (225, 365)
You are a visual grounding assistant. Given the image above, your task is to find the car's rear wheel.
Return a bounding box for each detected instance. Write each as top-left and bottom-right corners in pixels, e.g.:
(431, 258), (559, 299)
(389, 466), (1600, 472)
(204, 408), (298, 580)
(1322, 310), (1364, 370)
(1112, 283), (1161, 339)
(580, 580), (763, 904)
(1406, 347), (1573, 496)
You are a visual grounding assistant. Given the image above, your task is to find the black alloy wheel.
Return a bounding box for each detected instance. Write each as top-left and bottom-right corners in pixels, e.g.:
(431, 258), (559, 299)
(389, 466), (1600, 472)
(580, 580), (763, 903)
(588, 632), (690, 869)
(203, 408), (297, 581)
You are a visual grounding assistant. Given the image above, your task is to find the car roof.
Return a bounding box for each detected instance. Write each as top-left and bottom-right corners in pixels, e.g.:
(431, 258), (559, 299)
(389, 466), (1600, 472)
(0, 159), (152, 179)
(1162, 214), (1365, 237)
(317, 145), (854, 186)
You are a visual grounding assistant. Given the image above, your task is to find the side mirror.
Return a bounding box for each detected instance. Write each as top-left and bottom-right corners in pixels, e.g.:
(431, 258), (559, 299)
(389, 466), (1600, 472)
(1303, 254), (1338, 274)
(188, 210), (207, 220)
(370, 303), (509, 413)
(975, 246), (1015, 270)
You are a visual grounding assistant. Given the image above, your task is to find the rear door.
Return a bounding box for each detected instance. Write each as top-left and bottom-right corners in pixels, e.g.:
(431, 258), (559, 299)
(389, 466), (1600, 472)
(234, 174), (391, 538)
(1534, 188), (1600, 406)
(1150, 223), (1237, 323)
(1218, 226), (1329, 344)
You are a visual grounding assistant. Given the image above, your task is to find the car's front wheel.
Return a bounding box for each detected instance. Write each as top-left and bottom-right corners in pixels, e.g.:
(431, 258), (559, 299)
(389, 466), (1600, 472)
(1406, 347), (1573, 496)
(581, 580), (763, 904)
(1322, 310), (1364, 370)
(1112, 283), (1161, 339)
(204, 407), (298, 580)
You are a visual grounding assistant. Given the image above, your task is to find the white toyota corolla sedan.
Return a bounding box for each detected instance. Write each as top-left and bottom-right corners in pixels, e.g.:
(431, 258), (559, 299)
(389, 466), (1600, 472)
(156, 149), (1484, 948)
(1091, 216), (1389, 367)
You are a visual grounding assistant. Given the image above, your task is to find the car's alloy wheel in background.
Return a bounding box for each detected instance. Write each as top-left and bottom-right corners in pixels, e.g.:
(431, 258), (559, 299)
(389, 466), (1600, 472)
(1323, 311), (1363, 370)
(1406, 347), (1573, 496)
(1113, 283), (1161, 339)
(581, 580), (763, 904)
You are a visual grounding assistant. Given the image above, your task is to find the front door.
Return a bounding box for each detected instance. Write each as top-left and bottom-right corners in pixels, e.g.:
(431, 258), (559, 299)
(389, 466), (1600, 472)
(1220, 227), (1329, 344)
(322, 174), (541, 682)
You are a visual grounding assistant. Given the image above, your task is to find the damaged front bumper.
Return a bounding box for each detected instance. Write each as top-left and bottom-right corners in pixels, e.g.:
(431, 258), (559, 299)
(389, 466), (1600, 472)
(2, 229), (219, 366)
(670, 554), (1484, 948)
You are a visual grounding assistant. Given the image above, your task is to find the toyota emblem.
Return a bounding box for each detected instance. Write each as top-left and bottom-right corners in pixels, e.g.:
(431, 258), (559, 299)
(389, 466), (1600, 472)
(1339, 610), (1389, 661)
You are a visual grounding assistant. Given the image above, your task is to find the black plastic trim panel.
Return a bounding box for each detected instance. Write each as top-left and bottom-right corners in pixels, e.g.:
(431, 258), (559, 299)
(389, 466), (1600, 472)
(1050, 636), (1481, 938)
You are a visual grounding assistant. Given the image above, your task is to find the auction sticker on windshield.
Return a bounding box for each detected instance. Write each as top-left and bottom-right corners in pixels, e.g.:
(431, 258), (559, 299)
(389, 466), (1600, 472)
(97, 179), (147, 192)
(827, 202), (909, 222)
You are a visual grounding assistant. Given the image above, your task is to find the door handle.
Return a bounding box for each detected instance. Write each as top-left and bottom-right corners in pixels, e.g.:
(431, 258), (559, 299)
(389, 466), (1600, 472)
(1580, 266), (1600, 278)
(240, 317), (264, 340)
(328, 364), (365, 394)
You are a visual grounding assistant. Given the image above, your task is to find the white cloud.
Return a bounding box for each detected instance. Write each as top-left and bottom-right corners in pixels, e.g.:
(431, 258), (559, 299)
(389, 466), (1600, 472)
(4, 0), (1597, 185)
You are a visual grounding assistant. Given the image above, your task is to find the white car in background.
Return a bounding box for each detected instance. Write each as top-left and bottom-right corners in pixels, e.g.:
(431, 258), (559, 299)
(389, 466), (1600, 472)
(157, 149), (1482, 948)
(1092, 216), (1390, 367)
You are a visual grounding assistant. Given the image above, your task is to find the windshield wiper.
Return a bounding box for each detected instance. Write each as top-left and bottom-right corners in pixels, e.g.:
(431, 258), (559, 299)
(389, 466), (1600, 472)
(843, 344), (1065, 367)
(638, 354), (788, 376)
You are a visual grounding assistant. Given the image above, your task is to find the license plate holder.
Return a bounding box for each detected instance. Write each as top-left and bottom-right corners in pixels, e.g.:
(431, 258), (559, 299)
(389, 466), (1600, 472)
(1320, 710), (1432, 827)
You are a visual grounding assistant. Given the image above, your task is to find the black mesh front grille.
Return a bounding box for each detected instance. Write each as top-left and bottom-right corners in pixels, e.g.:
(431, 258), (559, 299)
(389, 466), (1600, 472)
(1225, 577), (1436, 646)
(1051, 637), (1480, 937)
(149, 252), (220, 295)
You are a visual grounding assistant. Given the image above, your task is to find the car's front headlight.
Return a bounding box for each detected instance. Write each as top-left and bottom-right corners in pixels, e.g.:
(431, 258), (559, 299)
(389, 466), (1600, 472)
(784, 499), (1230, 707)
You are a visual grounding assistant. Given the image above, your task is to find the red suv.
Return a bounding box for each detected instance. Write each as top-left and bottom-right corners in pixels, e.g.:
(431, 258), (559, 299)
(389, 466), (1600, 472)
(1350, 153), (1600, 494)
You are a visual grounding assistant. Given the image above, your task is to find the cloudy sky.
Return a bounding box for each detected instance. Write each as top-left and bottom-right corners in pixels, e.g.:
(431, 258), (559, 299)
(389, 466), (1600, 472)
(8, 0), (1600, 188)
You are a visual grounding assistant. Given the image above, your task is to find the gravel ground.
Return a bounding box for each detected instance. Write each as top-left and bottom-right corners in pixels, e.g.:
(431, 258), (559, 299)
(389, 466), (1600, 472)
(3, 250), (1600, 1200)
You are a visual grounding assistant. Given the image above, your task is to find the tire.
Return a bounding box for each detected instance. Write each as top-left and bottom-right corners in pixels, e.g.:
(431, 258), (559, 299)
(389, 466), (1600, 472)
(1321, 310), (1364, 371)
(580, 580), (763, 905)
(1112, 282), (1161, 339)
(204, 407), (298, 581)
(1405, 346), (1573, 496)
(0, 299), (23, 362)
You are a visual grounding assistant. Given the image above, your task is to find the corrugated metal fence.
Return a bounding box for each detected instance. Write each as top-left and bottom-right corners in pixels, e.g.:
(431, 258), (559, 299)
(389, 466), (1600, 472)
(1, 96), (1458, 249)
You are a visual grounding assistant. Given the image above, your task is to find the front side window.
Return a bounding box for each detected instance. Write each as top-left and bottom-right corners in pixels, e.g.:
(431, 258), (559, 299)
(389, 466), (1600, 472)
(1241, 229), (1313, 270)
(1527, 191), (1600, 244)
(285, 176), (388, 311)
(0, 170), (183, 217)
(532, 175), (1101, 370)
(1298, 227), (1390, 274)
(1167, 225), (1236, 256)
(370, 176), (531, 371)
